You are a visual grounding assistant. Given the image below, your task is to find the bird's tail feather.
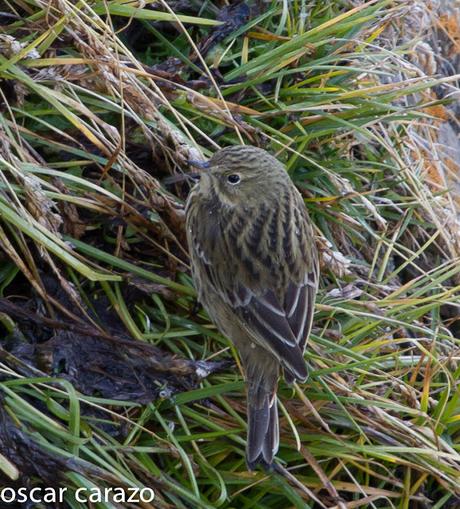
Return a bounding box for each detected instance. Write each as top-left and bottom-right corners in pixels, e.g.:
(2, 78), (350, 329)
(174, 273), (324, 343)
(246, 383), (279, 470)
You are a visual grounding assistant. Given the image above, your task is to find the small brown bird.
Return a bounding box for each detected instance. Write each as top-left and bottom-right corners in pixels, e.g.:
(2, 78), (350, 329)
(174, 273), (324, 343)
(185, 146), (319, 469)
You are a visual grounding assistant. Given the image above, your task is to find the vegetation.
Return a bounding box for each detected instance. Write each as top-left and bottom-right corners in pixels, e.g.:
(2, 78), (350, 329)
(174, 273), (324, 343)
(0, 0), (459, 507)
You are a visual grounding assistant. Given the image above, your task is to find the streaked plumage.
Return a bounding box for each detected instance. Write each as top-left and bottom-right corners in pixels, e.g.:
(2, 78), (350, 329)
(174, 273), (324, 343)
(185, 146), (319, 469)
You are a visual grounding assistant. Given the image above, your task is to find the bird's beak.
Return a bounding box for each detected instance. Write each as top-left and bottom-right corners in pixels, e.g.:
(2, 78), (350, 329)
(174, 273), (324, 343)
(161, 159), (209, 186)
(188, 159), (210, 170)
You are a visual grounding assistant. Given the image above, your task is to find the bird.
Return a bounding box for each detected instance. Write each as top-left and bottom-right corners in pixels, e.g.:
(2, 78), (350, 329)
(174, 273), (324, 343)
(185, 145), (319, 470)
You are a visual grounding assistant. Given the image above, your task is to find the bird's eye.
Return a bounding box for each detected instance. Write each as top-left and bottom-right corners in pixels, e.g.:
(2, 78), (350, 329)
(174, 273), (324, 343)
(227, 174), (241, 185)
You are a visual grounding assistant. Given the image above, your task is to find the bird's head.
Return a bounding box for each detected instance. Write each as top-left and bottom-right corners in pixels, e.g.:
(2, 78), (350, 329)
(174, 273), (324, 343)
(189, 146), (289, 207)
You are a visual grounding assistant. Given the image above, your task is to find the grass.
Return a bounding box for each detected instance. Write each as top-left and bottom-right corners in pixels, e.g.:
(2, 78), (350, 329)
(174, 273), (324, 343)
(0, 0), (460, 507)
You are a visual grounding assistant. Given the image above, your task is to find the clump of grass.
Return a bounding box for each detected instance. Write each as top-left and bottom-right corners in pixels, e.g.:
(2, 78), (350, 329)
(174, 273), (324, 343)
(0, 0), (460, 507)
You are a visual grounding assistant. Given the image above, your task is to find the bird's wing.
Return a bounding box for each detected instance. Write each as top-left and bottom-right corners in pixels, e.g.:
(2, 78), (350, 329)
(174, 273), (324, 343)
(231, 278), (317, 381)
(187, 187), (318, 381)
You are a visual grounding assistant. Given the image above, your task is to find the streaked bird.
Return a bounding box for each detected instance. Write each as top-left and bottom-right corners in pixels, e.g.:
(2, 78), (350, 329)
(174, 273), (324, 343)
(185, 145), (319, 469)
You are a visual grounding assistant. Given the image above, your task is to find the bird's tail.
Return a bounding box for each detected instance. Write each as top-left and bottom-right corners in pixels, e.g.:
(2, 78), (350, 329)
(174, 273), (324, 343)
(246, 380), (279, 470)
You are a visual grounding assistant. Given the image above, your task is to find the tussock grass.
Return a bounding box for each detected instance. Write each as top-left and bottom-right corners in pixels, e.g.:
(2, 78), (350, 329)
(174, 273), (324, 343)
(0, 0), (460, 507)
